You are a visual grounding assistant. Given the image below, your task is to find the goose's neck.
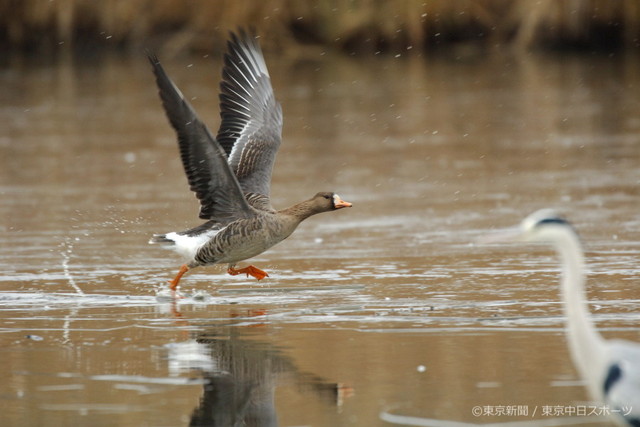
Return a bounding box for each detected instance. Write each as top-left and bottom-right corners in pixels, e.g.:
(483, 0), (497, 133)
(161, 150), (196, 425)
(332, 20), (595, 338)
(553, 228), (605, 384)
(280, 200), (320, 222)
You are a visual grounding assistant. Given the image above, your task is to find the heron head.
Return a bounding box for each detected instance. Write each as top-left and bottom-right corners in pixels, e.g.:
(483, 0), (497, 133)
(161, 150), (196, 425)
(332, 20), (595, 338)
(480, 209), (571, 244)
(519, 209), (575, 243)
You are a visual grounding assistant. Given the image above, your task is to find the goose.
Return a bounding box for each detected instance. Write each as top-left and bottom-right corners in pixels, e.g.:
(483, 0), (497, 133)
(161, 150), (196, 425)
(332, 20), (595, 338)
(483, 209), (640, 426)
(148, 30), (351, 291)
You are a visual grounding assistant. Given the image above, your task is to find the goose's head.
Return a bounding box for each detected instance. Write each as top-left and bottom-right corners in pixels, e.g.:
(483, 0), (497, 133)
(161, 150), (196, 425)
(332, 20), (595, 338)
(313, 192), (352, 211)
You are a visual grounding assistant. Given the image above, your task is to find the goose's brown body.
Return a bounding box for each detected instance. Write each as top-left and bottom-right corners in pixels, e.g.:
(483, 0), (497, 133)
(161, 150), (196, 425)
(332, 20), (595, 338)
(189, 193), (346, 268)
(148, 31), (351, 290)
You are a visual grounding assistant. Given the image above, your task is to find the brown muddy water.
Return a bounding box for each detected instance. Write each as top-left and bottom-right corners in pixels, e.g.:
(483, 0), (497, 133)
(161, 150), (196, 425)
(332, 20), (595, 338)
(1, 48), (639, 427)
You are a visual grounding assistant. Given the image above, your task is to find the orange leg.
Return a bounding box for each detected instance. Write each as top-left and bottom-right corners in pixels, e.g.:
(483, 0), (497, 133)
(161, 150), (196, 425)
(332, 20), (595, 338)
(169, 264), (189, 291)
(227, 265), (269, 281)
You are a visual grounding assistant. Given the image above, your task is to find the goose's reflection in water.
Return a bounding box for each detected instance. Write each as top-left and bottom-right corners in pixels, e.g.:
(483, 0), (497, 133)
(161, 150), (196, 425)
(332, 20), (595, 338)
(165, 318), (352, 426)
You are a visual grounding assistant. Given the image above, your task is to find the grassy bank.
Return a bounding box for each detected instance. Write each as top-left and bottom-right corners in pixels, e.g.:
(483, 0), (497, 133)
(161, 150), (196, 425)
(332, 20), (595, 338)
(1, 0), (639, 56)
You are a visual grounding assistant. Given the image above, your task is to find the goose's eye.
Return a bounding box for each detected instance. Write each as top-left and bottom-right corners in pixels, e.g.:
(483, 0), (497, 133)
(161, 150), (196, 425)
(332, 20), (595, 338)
(323, 194), (331, 200)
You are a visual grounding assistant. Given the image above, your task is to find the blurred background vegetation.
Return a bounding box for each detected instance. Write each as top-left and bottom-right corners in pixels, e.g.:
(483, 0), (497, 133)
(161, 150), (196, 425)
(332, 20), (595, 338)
(1, 0), (640, 57)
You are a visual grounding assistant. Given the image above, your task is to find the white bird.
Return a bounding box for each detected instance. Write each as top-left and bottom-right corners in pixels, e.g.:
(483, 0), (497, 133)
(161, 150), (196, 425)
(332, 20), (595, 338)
(484, 209), (640, 427)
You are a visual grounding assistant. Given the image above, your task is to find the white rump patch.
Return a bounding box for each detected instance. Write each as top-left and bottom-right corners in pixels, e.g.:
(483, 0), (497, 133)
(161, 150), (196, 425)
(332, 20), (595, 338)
(164, 229), (219, 260)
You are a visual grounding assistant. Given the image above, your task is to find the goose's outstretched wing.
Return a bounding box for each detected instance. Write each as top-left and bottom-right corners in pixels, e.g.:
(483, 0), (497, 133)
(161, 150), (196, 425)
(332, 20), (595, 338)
(148, 53), (254, 223)
(217, 30), (283, 205)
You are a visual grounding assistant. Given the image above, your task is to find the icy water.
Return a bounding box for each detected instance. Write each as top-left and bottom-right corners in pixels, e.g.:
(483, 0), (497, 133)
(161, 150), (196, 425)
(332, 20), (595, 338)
(1, 49), (639, 426)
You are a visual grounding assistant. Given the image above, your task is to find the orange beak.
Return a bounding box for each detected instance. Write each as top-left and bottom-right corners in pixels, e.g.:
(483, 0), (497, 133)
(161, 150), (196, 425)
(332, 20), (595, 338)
(333, 195), (352, 209)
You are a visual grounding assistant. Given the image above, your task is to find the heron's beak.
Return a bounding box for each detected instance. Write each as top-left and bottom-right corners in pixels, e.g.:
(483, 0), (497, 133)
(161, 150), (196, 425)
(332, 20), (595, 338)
(333, 195), (352, 209)
(476, 228), (522, 245)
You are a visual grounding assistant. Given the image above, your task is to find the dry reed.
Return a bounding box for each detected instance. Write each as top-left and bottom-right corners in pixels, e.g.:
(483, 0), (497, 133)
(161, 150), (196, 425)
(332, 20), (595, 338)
(1, 0), (639, 55)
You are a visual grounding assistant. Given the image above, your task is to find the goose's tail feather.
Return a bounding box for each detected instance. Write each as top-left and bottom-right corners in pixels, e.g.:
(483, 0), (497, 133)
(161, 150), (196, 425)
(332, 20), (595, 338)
(149, 234), (175, 245)
(149, 229), (217, 260)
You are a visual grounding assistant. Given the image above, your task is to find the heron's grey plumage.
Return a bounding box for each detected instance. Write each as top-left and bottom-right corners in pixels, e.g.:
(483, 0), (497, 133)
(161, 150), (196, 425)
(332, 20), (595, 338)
(484, 210), (640, 426)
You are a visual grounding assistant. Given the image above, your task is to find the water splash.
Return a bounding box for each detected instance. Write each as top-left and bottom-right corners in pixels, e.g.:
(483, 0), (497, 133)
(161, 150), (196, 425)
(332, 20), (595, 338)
(60, 237), (85, 295)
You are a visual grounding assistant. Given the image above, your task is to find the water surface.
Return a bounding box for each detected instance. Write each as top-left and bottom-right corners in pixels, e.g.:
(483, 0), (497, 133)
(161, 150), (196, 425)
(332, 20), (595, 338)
(1, 50), (639, 426)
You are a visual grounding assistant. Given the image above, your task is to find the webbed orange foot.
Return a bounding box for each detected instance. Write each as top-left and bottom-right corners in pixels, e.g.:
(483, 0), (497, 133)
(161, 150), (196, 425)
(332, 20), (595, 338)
(169, 264), (190, 291)
(227, 265), (269, 281)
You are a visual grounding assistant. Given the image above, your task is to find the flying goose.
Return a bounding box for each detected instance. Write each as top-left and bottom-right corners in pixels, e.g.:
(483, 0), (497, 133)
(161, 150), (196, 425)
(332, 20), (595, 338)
(148, 30), (351, 291)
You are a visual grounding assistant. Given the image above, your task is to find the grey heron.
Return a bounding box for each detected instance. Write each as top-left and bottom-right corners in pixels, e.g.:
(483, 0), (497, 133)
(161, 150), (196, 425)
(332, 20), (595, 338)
(484, 209), (640, 427)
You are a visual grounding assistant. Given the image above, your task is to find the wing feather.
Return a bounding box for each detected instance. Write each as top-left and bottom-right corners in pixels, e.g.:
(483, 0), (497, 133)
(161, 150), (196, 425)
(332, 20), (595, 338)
(217, 30), (283, 203)
(148, 53), (255, 222)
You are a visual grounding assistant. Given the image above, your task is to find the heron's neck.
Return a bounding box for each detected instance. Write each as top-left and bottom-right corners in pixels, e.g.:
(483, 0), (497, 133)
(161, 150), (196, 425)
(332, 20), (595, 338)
(554, 229), (605, 387)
